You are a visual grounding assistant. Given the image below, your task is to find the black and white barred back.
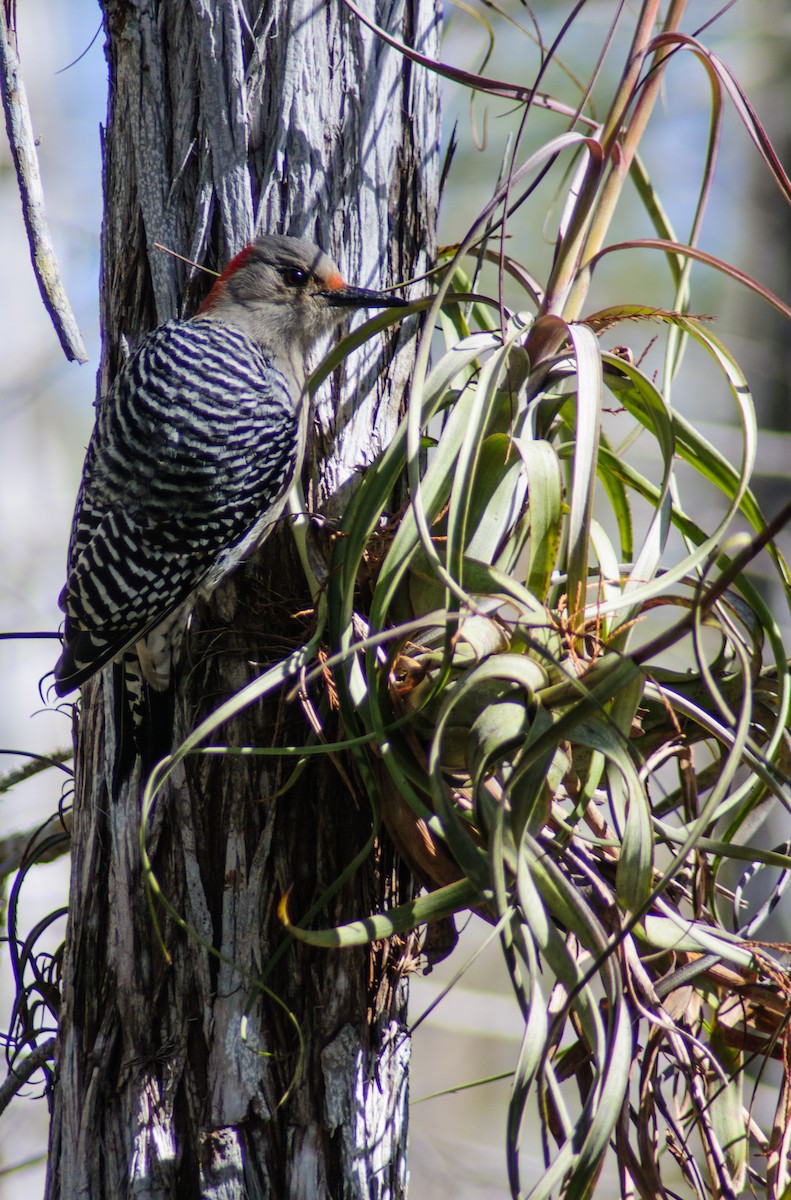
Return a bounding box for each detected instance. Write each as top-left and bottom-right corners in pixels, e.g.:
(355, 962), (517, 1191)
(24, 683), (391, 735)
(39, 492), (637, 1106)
(54, 318), (301, 698)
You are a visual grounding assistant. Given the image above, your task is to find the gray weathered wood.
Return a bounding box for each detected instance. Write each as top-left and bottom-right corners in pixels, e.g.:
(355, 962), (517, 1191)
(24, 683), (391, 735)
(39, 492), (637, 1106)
(46, 2), (440, 1196)
(0, 2), (87, 361)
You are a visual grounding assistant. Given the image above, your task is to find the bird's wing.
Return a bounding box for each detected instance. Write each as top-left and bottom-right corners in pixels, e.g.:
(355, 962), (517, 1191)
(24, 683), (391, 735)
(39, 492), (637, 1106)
(54, 320), (300, 695)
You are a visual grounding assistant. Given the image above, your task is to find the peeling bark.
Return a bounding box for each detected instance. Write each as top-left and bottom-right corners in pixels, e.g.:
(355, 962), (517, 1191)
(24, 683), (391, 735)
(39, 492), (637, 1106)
(46, 3), (440, 1197)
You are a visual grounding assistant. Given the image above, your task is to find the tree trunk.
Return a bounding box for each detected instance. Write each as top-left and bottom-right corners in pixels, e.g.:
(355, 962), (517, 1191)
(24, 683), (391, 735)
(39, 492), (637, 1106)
(46, 3), (440, 1197)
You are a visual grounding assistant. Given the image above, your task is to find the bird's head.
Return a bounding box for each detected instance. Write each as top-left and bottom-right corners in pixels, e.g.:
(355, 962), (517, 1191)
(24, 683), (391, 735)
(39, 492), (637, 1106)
(196, 234), (407, 378)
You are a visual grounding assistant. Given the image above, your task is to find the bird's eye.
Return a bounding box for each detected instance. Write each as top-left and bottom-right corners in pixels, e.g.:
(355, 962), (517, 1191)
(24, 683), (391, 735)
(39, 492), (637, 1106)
(283, 268), (309, 287)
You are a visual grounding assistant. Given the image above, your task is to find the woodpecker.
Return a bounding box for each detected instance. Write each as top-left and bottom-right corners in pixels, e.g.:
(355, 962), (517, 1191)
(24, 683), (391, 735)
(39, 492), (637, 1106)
(54, 234), (407, 721)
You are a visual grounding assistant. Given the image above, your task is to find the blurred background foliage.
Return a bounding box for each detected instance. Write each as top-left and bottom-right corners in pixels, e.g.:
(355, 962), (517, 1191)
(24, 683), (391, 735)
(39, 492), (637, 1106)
(3, 2), (791, 1197)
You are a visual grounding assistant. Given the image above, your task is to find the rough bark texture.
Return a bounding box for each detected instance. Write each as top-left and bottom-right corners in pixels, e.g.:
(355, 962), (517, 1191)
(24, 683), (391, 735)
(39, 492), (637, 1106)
(46, 3), (440, 1197)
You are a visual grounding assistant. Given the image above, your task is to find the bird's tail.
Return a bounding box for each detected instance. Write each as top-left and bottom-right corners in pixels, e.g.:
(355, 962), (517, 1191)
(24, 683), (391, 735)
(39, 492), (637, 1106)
(112, 657), (175, 793)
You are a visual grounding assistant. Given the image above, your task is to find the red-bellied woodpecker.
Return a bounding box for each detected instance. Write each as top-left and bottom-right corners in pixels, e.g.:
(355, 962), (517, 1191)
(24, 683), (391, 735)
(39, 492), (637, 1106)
(53, 234), (407, 722)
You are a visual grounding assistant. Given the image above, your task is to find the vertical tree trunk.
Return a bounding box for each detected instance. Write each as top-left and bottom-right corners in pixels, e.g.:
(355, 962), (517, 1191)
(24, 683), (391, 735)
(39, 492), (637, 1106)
(46, 3), (440, 1197)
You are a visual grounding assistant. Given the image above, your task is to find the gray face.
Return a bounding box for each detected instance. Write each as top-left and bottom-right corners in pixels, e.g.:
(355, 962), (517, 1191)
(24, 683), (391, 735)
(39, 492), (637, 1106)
(199, 234), (407, 367)
(220, 237), (340, 341)
(248, 235), (337, 276)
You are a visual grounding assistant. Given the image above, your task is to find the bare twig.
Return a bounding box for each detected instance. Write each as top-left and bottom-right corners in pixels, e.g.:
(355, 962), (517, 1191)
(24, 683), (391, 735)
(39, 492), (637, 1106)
(0, 1037), (56, 1116)
(0, 3), (87, 362)
(0, 746), (73, 795)
(0, 816), (71, 882)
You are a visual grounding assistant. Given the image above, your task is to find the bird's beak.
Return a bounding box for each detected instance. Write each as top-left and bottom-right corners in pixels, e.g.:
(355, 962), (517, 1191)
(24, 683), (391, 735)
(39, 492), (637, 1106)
(320, 284), (409, 310)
